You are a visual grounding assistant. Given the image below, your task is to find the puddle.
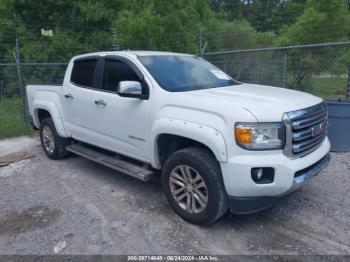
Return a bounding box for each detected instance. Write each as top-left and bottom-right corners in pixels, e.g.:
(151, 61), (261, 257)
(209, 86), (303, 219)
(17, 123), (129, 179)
(0, 205), (62, 235)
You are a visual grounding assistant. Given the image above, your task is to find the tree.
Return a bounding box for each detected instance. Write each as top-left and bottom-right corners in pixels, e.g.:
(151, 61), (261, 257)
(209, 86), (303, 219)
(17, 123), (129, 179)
(210, 20), (276, 51)
(210, 0), (242, 20)
(276, 0), (350, 93)
(114, 0), (215, 53)
(277, 0), (350, 45)
(209, 0), (306, 34)
(0, 0), (119, 62)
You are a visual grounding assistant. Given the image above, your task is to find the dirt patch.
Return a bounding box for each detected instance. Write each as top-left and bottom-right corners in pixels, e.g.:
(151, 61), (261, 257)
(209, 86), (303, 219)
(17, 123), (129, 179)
(0, 151), (35, 167)
(0, 205), (62, 236)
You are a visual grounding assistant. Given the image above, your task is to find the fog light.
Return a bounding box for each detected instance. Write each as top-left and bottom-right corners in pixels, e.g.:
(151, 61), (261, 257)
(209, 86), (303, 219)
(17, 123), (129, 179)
(255, 168), (263, 180)
(251, 167), (275, 184)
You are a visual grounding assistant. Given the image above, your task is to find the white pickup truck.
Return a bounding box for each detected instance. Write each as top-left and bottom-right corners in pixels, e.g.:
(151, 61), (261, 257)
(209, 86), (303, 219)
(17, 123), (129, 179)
(26, 51), (330, 225)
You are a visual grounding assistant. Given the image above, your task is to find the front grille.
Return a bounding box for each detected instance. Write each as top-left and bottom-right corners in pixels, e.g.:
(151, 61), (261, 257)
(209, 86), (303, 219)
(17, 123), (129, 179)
(283, 102), (328, 158)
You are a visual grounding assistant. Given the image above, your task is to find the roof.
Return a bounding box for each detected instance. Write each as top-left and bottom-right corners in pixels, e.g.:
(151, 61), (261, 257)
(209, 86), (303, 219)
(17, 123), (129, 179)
(124, 51), (191, 57)
(72, 50), (192, 60)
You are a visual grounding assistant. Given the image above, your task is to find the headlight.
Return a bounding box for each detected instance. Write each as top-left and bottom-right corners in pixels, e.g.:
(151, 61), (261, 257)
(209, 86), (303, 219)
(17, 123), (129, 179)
(235, 122), (285, 150)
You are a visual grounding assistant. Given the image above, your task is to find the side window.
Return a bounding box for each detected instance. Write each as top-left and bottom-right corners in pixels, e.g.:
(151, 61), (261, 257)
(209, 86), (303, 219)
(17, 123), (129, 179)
(102, 59), (140, 92)
(71, 59), (97, 87)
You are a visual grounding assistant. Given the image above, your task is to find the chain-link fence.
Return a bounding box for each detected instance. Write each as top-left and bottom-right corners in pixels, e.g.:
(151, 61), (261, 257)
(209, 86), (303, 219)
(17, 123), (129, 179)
(1, 39), (350, 138)
(0, 62), (68, 96)
(203, 41), (350, 100)
(0, 59), (69, 138)
(0, 63), (18, 98)
(2, 41), (348, 100)
(0, 36), (72, 138)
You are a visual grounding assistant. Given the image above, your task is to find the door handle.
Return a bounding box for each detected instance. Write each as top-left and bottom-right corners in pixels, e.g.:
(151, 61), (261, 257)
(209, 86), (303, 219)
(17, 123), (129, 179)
(94, 100), (107, 107)
(64, 94), (74, 100)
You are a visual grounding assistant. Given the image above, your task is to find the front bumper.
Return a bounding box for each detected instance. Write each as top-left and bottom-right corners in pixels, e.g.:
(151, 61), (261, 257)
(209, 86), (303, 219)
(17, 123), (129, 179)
(227, 153), (330, 214)
(220, 138), (330, 197)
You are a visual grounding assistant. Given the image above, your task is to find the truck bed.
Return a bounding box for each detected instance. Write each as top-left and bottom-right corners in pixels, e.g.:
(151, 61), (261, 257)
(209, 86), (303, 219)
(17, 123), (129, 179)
(26, 84), (63, 126)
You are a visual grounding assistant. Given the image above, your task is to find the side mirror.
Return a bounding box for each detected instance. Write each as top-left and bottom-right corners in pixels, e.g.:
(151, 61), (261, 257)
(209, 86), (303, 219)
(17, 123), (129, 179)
(117, 81), (143, 98)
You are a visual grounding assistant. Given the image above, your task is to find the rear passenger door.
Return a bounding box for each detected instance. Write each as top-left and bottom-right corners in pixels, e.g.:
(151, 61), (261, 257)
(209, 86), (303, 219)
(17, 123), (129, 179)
(62, 56), (102, 143)
(92, 56), (151, 160)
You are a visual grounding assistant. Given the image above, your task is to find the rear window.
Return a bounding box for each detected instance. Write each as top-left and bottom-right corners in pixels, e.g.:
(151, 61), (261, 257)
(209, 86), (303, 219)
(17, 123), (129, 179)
(70, 59), (97, 87)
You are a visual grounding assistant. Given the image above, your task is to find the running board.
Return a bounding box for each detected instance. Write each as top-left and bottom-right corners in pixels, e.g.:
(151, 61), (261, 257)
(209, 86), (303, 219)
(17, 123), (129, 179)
(66, 143), (154, 182)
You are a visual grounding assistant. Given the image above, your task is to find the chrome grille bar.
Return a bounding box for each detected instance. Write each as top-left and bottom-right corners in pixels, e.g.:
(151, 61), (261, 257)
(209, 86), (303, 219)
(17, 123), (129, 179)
(292, 128), (312, 142)
(292, 111), (327, 130)
(293, 134), (326, 153)
(283, 102), (328, 158)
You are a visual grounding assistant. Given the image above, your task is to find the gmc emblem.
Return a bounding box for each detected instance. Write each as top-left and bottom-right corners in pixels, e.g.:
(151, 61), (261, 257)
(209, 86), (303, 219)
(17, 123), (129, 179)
(311, 122), (326, 137)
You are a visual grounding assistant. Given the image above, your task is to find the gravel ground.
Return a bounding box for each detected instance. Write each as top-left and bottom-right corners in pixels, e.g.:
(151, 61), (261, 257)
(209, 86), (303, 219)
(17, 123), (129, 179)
(0, 136), (349, 255)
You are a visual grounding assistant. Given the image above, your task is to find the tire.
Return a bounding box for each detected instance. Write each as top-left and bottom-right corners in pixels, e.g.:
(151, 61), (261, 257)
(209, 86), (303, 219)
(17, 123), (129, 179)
(162, 147), (228, 225)
(40, 117), (71, 160)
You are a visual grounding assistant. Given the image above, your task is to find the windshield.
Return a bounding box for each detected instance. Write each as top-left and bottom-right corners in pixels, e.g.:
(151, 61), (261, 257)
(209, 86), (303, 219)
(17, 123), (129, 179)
(138, 55), (240, 92)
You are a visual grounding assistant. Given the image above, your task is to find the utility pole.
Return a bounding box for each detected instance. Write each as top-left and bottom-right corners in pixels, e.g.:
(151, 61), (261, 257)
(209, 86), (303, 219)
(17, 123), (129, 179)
(198, 27), (208, 58)
(112, 28), (119, 51)
(199, 27), (202, 57)
(15, 38), (23, 91)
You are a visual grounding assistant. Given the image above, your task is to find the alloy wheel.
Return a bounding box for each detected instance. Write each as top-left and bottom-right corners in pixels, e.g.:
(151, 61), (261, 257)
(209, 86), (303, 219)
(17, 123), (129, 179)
(169, 165), (208, 214)
(42, 125), (55, 153)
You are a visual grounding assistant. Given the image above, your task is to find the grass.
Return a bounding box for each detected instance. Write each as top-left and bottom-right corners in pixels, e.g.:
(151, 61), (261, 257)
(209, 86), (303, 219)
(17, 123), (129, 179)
(310, 77), (348, 100)
(0, 97), (34, 139)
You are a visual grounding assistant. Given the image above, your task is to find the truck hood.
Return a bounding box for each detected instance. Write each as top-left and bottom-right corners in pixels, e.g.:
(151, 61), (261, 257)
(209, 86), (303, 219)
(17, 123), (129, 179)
(183, 83), (323, 121)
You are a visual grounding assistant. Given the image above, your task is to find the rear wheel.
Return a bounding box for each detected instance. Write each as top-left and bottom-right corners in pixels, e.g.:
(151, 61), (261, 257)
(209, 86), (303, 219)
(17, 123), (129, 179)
(40, 118), (71, 159)
(162, 147), (227, 225)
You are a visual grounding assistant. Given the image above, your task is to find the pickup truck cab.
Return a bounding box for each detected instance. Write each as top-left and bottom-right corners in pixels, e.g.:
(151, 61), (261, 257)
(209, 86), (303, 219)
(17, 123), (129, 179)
(26, 51), (330, 225)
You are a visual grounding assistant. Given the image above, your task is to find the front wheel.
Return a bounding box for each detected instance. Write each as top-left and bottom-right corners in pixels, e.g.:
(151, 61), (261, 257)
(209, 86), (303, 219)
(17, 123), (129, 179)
(162, 147), (228, 225)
